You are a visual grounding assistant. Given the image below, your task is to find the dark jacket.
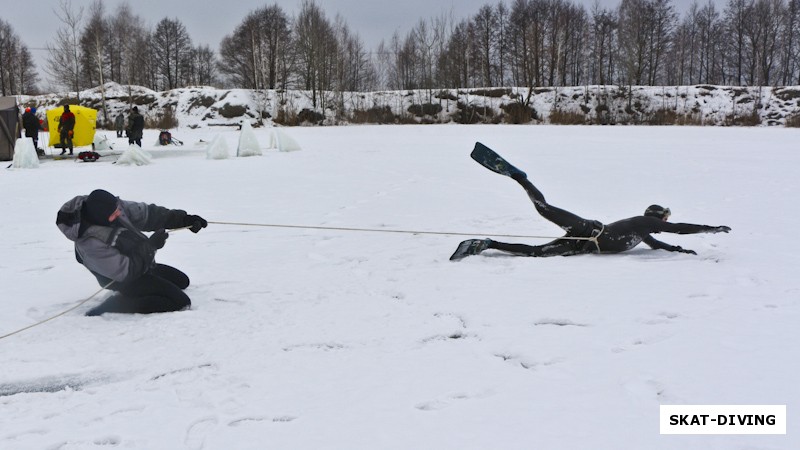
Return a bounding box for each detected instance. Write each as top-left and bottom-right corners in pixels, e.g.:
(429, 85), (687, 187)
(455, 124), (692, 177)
(21, 111), (41, 136)
(59, 111), (76, 133)
(128, 112), (144, 139)
(56, 196), (190, 287)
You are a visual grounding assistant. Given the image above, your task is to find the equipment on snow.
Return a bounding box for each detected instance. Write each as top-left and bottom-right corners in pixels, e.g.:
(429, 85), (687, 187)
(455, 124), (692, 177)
(470, 142), (527, 178)
(158, 130), (183, 146)
(78, 151), (101, 162)
(450, 238), (492, 261)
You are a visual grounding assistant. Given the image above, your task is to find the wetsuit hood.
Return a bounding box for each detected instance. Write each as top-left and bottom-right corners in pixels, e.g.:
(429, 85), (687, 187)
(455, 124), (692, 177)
(644, 204), (671, 220)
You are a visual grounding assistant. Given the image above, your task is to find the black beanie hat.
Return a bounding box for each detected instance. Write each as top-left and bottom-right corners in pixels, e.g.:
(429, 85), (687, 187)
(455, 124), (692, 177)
(83, 189), (119, 225)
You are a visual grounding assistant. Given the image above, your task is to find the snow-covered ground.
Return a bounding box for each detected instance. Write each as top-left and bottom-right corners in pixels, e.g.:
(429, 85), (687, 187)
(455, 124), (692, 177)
(1, 124), (797, 449)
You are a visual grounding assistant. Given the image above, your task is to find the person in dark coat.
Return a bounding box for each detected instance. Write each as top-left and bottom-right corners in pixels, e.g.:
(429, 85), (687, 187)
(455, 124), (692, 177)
(127, 106), (144, 146)
(56, 189), (208, 315)
(115, 113), (125, 138)
(21, 107), (42, 152)
(58, 105), (76, 155)
(450, 171), (731, 260)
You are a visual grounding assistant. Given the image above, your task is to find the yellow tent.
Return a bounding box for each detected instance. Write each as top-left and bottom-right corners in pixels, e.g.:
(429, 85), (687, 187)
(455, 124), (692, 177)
(47, 105), (97, 148)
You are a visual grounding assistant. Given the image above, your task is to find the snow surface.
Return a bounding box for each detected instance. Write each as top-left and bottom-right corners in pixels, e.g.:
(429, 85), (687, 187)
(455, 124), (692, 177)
(1, 124), (798, 449)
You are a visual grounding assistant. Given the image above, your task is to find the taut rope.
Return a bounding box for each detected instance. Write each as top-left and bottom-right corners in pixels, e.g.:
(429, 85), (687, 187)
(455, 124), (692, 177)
(207, 220), (600, 242)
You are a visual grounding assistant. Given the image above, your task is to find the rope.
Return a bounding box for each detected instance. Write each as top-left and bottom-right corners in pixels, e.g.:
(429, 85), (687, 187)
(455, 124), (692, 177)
(0, 227), (193, 341)
(207, 220), (599, 241)
(0, 281), (114, 341)
(588, 223), (605, 252)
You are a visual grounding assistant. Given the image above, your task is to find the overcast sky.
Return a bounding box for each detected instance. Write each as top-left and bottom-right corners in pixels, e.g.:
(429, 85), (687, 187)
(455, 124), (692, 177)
(2, 0), (694, 85)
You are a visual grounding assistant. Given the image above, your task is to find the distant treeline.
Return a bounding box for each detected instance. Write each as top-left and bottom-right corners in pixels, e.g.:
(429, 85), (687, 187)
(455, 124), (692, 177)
(2, 0), (800, 104)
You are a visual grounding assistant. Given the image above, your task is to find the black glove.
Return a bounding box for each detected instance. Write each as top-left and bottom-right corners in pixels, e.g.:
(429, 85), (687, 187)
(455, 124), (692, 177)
(148, 229), (169, 249)
(712, 226), (731, 233)
(674, 246), (697, 255)
(184, 214), (208, 233)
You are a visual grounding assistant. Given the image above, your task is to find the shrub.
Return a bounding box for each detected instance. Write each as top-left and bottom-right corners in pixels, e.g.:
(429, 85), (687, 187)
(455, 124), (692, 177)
(675, 113), (703, 126)
(648, 108), (677, 125)
(149, 106), (179, 129)
(297, 108), (325, 124)
(549, 108), (586, 125)
(452, 102), (495, 124)
(274, 108), (297, 126)
(500, 102), (537, 124)
(784, 114), (800, 127)
(725, 111), (761, 126)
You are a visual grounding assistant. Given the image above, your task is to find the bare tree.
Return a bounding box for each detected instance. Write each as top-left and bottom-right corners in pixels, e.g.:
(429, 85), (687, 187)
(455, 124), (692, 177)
(751, 0), (783, 85)
(781, 0), (800, 84)
(473, 5), (499, 87)
(294, 0), (338, 109)
(0, 19), (39, 95)
(80, 0), (110, 124)
(589, 3), (618, 85)
(412, 16), (449, 100)
(218, 5), (291, 90)
(724, 0), (752, 85)
(617, 0), (652, 85)
(646, 0), (677, 85)
(438, 20), (472, 88)
(184, 45), (217, 87)
(695, 1), (724, 84)
(507, 0), (550, 99)
(333, 17), (377, 92)
(46, 0), (84, 99)
(152, 18), (192, 90)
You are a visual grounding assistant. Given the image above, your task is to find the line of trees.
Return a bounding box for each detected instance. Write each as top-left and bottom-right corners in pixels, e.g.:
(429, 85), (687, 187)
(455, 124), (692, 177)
(3, 0), (800, 100)
(0, 19), (39, 96)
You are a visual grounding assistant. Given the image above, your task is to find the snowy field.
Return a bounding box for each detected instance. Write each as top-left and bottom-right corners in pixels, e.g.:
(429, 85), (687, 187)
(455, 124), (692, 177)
(1, 124), (798, 449)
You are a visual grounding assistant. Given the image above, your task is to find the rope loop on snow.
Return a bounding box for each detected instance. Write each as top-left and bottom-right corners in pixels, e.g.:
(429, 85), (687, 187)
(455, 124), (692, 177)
(0, 281), (114, 341)
(0, 227), (194, 341)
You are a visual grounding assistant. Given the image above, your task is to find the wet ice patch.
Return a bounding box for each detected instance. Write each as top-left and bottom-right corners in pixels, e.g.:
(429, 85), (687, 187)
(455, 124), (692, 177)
(0, 372), (114, 397)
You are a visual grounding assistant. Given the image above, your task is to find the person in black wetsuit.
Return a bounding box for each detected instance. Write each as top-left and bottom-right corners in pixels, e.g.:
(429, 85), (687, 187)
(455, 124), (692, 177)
(450, 172), (730, 260)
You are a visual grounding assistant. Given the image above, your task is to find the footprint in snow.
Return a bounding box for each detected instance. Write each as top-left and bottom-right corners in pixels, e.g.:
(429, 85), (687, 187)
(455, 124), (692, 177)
(228, 415), (297, 426)
(415, 391), (494, 411)
(184, 416), (218, 450)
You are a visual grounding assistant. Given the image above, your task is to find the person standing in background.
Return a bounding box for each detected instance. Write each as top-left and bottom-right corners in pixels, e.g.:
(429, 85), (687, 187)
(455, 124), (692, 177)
(58, 105), (76, 156)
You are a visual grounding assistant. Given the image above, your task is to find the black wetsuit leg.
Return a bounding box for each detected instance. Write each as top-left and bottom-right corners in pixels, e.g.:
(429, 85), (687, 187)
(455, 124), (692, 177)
(482, 177), (600, 257)
(516, 177), (595, 233)
(488, 239), (586, 257)
(87, 264), (191, 315)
